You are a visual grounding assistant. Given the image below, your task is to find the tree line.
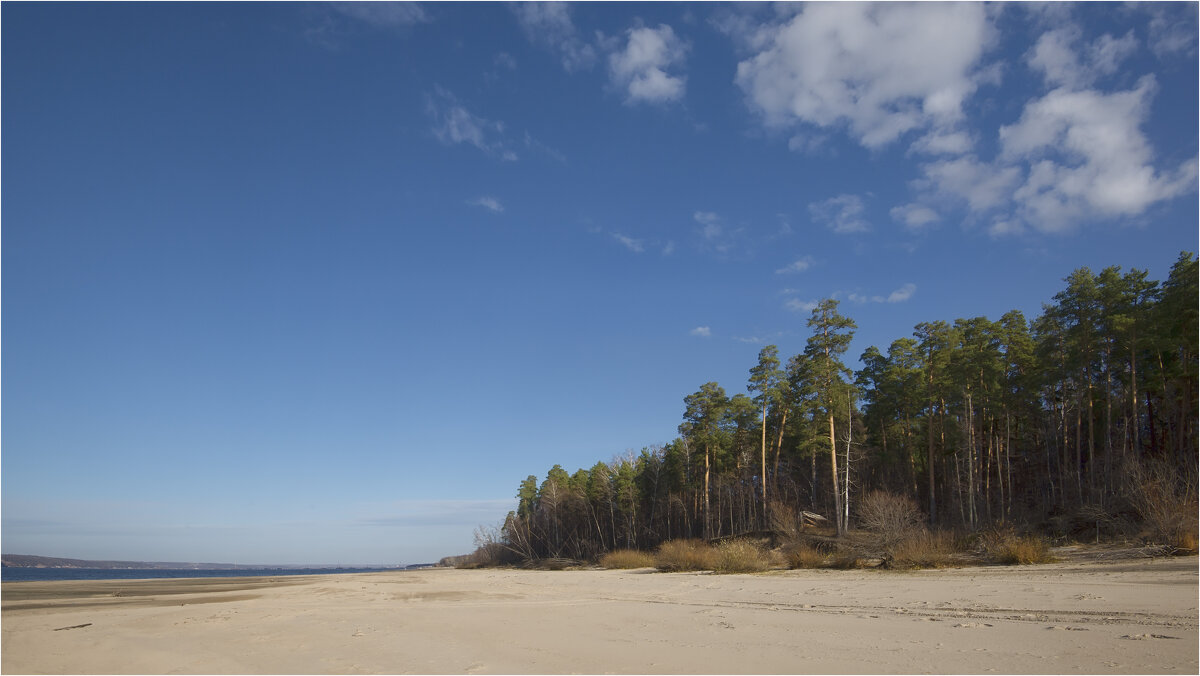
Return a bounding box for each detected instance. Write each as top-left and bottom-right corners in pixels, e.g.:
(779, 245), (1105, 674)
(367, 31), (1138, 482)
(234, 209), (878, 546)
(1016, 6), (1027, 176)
(491, 253), (1198, 562)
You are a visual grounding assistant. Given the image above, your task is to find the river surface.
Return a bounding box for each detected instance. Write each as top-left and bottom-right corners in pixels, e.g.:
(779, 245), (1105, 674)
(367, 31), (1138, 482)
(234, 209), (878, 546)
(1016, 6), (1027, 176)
(1, 567), (393, 582)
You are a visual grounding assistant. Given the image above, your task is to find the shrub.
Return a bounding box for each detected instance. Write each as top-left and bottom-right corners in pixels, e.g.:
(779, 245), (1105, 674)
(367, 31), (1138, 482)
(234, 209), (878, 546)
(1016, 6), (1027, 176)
(825, 552), (868, 569)
(712, 540), (777, 574)
(890, 530), (960, 569)
(782, 542), (827, 569)
(654, 539), (717, 572)
(1124, 458), (1199, 553)
(599, 549), (657, 569)
(768, 501), (803, 541)
(858, 491), (924, 549)
(987, 533), (1054, 565)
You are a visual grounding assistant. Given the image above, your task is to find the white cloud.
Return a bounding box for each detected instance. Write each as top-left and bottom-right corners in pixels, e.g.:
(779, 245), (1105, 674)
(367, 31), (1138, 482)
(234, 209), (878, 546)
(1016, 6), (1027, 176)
(690, 210), (749, 257)
(468, 197), (504, 213)
(784, 298), (819, 313)
(690, 326), (712, 337)
(904, 63), (1196, 235)
(734, 3), (992, 149)
(333, 2), (430, 28)
(425, 88), (517, 161)
(608, 24), (688, 105)
(1146, 4), (1197, 60)
(494, 52), (518, 71)
(1027, 26), (1137, 89)
(910, 129), (974, 156)
(512, 2), (596, 72)
(988, 219), (1024, 238)
(611, 232), (645, 253)
(775, 256), (813, 274)
(662, 241), (676, 256)
(847, 283), (917, 304)
(916, 155), (1022, 213)
(693, 210), (722, 239)
(1000, 76), (1197, 232)
(809, 194), (870, 234)
(523, 131), (567, 164)
(887, 283), (917, 303)
(890, 203), (941, 231)
(787, 131), (832, 155)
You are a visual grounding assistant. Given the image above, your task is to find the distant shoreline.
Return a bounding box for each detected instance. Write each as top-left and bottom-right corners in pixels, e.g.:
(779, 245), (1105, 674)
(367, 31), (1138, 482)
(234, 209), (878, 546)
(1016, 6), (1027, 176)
(0, 566), (418, 584)
(1, 554), (426, 573)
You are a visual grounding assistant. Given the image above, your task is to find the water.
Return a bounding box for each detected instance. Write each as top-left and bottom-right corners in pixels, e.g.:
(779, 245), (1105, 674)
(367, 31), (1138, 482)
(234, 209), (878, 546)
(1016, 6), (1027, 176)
(1, 567), (391, 582)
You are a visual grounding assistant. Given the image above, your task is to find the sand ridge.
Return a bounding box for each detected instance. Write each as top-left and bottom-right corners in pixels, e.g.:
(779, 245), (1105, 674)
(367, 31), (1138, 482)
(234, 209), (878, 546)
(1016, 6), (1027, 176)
(2, 556), (1196, 674)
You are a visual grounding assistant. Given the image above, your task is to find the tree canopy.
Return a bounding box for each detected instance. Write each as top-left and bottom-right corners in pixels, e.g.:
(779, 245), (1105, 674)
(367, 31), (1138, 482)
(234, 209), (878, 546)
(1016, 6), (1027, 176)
(492, 253), (1199, 562)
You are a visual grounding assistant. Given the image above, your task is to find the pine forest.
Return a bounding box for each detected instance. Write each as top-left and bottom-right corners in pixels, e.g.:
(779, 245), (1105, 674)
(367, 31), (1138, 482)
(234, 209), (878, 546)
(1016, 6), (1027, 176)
(472, 253), (1199, 568)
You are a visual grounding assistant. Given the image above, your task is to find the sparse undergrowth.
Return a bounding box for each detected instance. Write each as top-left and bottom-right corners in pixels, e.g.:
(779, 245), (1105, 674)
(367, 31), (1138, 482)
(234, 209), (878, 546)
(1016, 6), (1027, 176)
(782, 542), (828, 569)
(650, 539), (782, 573)
(1125, 459), (1199, 554)
(599, 549), (657, 569)
(983, 530), (1055, 565)
(653, 539), (718, 572)
(712, 540), (780, 573)
(889, 530), (961, 568)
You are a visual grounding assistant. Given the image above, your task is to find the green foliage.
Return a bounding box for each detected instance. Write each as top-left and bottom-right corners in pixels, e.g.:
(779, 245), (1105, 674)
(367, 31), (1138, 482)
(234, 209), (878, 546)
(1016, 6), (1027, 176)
(486, 252), (1198, 569)
(804, 299), (857, 410)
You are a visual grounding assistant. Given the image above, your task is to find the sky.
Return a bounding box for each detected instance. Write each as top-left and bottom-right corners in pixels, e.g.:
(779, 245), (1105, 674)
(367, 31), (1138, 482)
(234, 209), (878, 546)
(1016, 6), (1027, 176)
(3, 2), (1197, 566)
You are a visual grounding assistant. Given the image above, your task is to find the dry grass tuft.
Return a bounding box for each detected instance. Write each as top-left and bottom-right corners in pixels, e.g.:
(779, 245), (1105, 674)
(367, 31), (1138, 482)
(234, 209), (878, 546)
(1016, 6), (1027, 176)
(986, 532), (1055, 565)
(782, 542), (828, 569)
(599, 549), (657, 569)
(890, 530), (960, 568)
(654, 539), (717, 572)
(826, 553), (868, 569)
(712, 540), (777, 574)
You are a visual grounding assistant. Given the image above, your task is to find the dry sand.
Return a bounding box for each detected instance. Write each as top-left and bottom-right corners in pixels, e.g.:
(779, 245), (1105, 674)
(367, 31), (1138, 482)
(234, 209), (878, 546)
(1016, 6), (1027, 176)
(2, 555), (1196, 674)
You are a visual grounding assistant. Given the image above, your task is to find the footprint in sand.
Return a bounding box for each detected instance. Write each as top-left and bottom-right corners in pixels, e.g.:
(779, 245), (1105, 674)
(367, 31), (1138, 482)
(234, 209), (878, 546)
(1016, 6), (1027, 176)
(954, 622), (993, 628)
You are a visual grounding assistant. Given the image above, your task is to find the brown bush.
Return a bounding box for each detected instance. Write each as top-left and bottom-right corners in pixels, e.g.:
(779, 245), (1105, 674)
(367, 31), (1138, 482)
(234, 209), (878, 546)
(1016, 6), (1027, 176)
(1124, 458), (1199, 553)
(984, 530), (1054, 565)
(599, 549), (657, 569)
(654, 539), (717, 572)
(768, 500), (803, 541)
(890, 530), (960, 568)
(858, 491), (923, 548)
(782, 542), (828, 569)
(712, 540), (778, 574)
(826, 552), (868, 569)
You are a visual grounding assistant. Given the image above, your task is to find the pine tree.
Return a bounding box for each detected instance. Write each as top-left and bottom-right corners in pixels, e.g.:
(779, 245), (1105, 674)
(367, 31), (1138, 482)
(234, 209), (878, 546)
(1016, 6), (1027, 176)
(804, 299), (856, 535)
(748, 345), (785, 521)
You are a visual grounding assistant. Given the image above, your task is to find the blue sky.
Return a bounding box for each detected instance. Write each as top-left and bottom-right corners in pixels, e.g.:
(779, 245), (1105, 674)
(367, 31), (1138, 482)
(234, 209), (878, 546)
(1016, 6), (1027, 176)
(3, 2), (1196, 565)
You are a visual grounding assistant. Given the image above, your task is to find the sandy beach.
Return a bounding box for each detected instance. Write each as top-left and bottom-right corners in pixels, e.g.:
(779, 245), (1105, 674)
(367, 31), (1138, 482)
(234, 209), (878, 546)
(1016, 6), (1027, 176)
(3, 555), (1196, 674)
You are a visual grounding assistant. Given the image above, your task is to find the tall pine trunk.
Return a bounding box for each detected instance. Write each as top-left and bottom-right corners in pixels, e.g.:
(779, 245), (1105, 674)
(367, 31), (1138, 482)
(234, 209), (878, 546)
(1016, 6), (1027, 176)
(760, 405), (768, 525)
(704, 445), (711, 539)
(829, 411), (843, 536)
